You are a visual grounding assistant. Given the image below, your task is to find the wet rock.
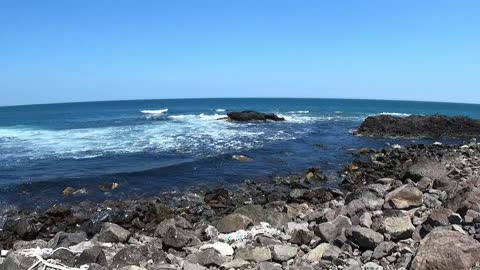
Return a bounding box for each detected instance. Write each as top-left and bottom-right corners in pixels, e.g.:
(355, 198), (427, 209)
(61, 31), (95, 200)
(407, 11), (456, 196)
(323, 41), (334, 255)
(227, 111), (285, 122)
(384, 184), (423, 209)
(235, 246), (272, 262)
(75, 246), (108, 267)
(350, 226), (384, 249)
(216, 213), (253, 233)
(413, 229), (480, 270)
(97, 222), (131, 243)
(270, 244), (297, 262)
(14, 218), (41, 240)
(48, 231), (87, 248)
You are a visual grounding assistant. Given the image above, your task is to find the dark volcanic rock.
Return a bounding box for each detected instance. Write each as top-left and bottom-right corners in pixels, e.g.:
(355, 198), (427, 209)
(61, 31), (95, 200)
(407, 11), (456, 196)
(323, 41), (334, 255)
(356, 114), (480, 138)
(227, 111), (285, 122)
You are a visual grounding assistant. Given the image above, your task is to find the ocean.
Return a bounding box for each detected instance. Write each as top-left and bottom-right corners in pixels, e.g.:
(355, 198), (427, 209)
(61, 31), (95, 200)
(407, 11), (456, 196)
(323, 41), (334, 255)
(1, 98), (479, 209)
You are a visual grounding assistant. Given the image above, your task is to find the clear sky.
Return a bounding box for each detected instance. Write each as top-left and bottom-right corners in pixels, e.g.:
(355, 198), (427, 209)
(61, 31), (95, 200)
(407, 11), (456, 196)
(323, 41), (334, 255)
(1, 1), (479, 106)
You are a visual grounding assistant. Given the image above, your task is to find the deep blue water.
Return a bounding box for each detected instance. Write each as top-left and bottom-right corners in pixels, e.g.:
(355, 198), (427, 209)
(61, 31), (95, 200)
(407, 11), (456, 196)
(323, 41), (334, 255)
(1, 98), (479, 209)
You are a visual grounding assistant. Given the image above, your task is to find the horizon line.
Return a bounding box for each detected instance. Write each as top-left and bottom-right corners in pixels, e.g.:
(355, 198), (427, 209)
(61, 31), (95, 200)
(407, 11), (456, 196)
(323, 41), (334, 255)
(1, 96), (479, 109)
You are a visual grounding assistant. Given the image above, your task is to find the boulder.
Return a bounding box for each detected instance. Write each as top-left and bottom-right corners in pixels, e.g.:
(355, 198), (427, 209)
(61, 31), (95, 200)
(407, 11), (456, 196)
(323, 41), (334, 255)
(1, 251), (37, 270)
(384, 184), (423, 209)
(270, 244), (297, 262)
(234, 205), (290, 228)
(48, 231), (87, 248)
(97, 222), (131, 243)
(199, 242), (234, 257)
(50, 248), (76, 267)
(196, 249), (227, 267)
(350, 226), (384, 249)
(372, 241), (397, 259)
(413, 229), (480, 270)
(163, 226), (194, 249)
(226, 111), (285, 122)
(305, 243), (334, 262)
(75, 247), (108, 267)
(381, 211), (415, 240)
(315, 215), (352, 243)
(235, 246), (272, 262)
(216, 214), (253, 233)
(405, 160), (447, 181)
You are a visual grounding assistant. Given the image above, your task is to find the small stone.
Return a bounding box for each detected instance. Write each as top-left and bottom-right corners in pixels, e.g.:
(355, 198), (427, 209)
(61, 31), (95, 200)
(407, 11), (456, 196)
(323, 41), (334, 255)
(381, 212), (415, 240)
(75, 247), (108, 267)
(305, 243), (332, 262)
(384, 184), (423, 209)
(220, 259), (251, 268)
(183, 261), (208, 270)
(235, 246), (271, 262)
(258, 261), (282, 270)
(197, 249), (226, 266)
(359, 212), (373, 228)
(199, 242), (234, 256)
(372, 241), (397, 259)
(363, 262), (384, 270)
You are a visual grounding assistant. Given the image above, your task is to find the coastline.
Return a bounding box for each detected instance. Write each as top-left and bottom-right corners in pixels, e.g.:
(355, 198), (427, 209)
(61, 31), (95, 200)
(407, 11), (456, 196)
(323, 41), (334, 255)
(2, 140), (480, 269)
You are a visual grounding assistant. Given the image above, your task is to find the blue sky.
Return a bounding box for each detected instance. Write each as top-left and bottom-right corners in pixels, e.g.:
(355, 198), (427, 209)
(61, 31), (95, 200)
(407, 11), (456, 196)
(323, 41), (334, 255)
(1, 1), (479, 106)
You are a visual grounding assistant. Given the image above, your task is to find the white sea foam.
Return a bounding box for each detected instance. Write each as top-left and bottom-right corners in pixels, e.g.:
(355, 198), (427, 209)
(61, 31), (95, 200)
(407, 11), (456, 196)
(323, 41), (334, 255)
(215, 109), (226, 112)
(141, 109), (169, 114)
(375, 112), (411, 117)
(287, 110), (309, 114)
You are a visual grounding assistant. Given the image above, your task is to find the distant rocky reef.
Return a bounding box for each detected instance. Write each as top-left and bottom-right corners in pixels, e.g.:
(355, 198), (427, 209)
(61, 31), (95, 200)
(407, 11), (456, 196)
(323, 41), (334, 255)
(356, 114), (480, 138)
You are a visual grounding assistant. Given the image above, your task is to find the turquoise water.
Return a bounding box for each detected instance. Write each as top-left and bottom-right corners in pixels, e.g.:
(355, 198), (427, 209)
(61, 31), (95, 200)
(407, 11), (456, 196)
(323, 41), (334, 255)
(1, 98), (479, 208)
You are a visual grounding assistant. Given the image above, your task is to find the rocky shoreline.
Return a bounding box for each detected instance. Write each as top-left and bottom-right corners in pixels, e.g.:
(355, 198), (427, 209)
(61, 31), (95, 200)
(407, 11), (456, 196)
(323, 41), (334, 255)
(355, 114), (480, 138)
(1, 138), (480, 270)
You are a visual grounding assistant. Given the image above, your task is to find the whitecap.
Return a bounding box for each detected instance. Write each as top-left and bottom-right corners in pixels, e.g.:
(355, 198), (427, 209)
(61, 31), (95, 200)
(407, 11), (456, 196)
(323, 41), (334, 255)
(141, 109), (168, 114)
(215, 109), (226, 112)
(287, 110), (309, 114)
(376, 112), (412, 117)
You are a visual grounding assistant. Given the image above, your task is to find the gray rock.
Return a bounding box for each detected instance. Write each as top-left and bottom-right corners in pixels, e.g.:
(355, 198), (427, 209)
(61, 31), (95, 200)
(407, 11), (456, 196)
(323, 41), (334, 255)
(315, 215), (352, 243)
(270, 244), (297, 262)
(234, 205), (290, 228)
(48, 231), (87, 248)
(50, 248), (76, 267)
(163, 226), (194, 249)
(111, 246), (148, 268)
(425, 208), (452, 227)
(372, 241), (397, 259)
(196, 249), (227, 267)
(381, 212), (415, 240)
(405, 160), (447, 181)
(235, 246), (272, 262)
(183, 261), (208, 270)
(75, 246), (108, 267)
(216, 213), (253, 233)
(359, 212), (373, 228)
(258, 262), (283, 270)
(350, 226), (384, 249)
(97, 222), (131, 243)
(13, 239), (48, 250)
(1, 251), (37, 270)
(305, 243), (333, 262)
(88, 264), (109, 270)
(363, 262), (384, 270)
(290, 229), (313, 245)
(220, 259), (251, 269)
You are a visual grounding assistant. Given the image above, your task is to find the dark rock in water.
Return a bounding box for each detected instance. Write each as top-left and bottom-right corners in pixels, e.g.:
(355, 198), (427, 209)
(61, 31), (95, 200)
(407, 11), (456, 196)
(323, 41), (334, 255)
(226, 111), (285, 122)
(75, 247), (108, 267)
(356, 114), (480, 138)
(413, 229), (480, 270)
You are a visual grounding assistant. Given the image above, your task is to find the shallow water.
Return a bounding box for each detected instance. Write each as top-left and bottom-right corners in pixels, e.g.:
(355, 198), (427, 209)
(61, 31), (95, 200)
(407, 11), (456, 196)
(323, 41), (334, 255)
(1, 98), (478, 209)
